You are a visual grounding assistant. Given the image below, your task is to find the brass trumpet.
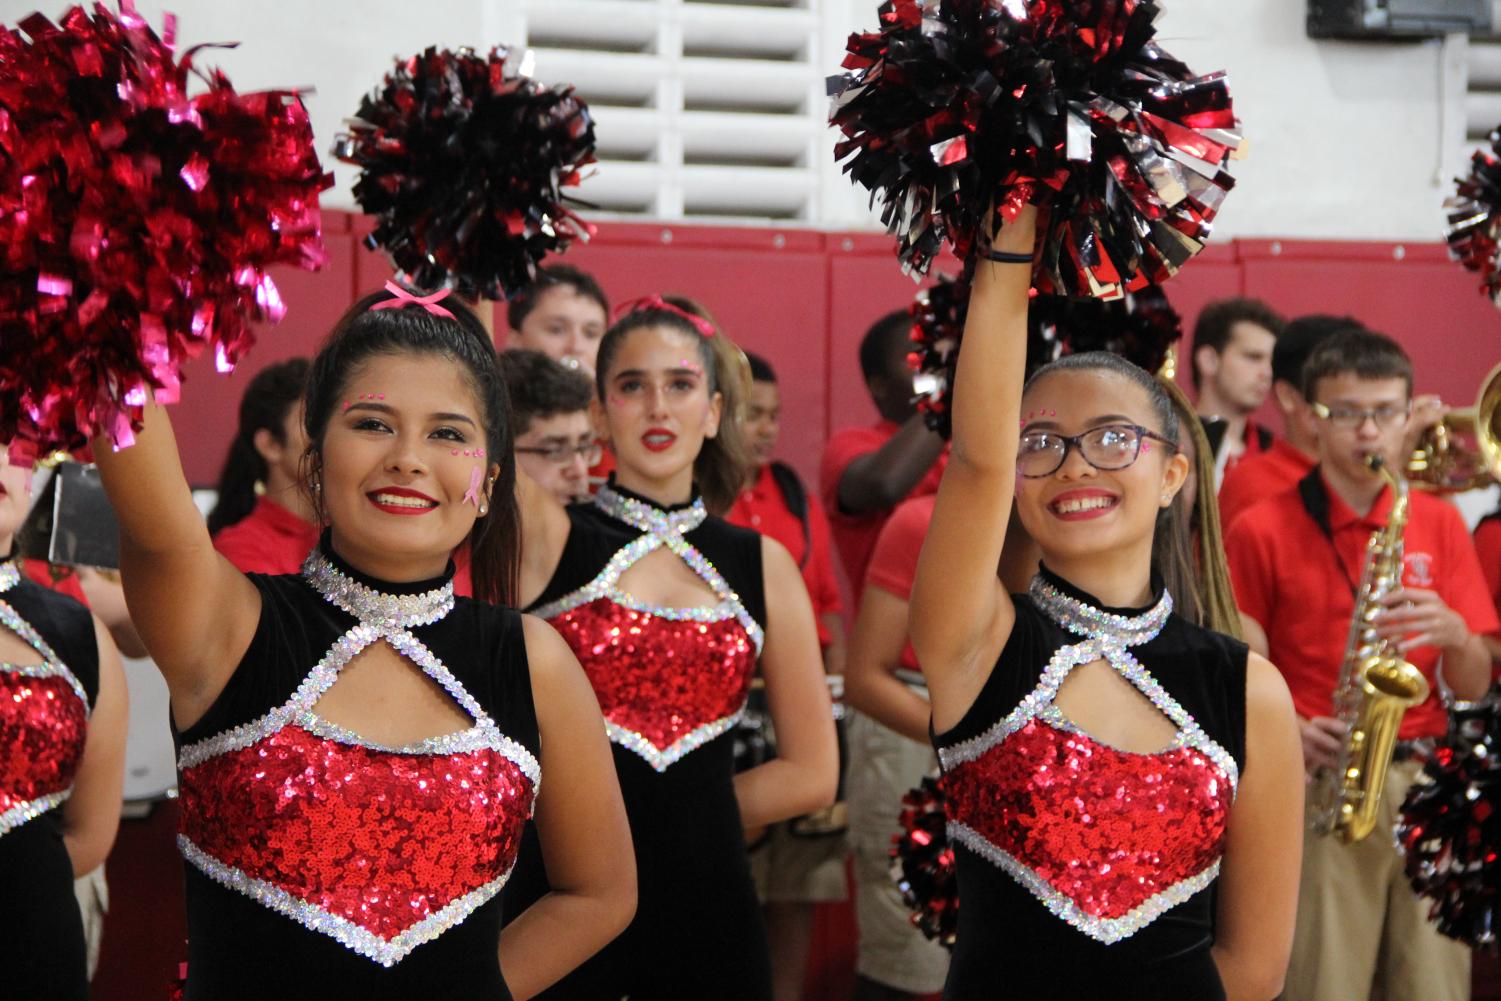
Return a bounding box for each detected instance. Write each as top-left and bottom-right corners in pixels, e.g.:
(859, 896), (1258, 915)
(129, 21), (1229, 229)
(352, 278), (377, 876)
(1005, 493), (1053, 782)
(1407, 361), (1501, 493)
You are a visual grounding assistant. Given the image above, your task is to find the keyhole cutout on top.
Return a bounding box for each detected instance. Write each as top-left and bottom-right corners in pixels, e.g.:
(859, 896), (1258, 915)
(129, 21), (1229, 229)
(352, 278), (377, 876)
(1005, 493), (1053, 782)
(615, 546), (721, 611)
(310, 640), (473, 747)
(1052, 658), (1179, 755)
(0, 620), (45, 670)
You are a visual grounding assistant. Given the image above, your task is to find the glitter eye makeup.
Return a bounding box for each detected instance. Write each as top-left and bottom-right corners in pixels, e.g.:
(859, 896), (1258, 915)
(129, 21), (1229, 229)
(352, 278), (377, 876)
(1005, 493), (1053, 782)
(344, 392), (388, 412)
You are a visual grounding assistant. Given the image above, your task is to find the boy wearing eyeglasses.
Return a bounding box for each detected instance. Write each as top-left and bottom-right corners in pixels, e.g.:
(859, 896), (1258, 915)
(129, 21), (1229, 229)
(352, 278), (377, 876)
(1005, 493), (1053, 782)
(501, 349), (600, 505)
(1225, 328), (1496, 1001)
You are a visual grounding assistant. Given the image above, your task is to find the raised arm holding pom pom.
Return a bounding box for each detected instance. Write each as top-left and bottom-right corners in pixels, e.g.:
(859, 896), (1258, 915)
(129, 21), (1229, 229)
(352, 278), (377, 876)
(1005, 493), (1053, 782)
(909, 208), (1303, 1000)
(93, 290), (634, 1001)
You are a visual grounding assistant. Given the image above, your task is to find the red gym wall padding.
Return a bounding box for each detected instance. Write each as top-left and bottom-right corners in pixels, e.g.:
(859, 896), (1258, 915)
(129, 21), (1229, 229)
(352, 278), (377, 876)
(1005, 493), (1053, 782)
(169, 211), (1501, 494)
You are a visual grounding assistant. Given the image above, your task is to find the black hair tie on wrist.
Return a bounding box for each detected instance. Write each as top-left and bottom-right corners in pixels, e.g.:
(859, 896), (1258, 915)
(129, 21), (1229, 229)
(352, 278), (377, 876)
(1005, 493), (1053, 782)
(986, 250), (1033, 264)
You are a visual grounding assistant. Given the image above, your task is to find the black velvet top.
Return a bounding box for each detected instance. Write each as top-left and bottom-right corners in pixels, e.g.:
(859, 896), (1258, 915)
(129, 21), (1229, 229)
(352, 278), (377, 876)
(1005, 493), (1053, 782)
(934, 567), (1248, 1001)
(173, 543), (540, 1001)
(0, 571), (99, 1001)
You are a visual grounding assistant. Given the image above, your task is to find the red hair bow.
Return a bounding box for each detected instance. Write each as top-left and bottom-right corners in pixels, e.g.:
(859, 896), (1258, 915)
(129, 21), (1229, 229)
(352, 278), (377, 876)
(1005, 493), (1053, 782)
(612, 294), (715, 338)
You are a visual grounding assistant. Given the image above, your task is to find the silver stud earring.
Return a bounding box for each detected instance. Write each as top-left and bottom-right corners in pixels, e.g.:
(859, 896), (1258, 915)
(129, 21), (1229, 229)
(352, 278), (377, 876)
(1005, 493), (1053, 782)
(478, 503), (488, 516)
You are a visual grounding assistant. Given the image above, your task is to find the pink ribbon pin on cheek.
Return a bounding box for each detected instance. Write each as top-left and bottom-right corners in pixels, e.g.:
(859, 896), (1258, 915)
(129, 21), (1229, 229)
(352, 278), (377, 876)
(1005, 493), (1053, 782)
(463, 466), (484, 508)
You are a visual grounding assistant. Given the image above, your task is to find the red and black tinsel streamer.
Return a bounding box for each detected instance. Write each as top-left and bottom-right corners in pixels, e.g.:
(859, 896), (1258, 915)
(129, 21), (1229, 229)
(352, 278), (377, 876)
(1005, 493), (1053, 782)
(1446, 129), (1501, 306)
(0, 2), (332, 460)
(908, 273), (973, 438)
(910, 276), (1182, 437)
(889, 775), (958, 948)
(1033, 282), (1182, 372)
(335, 47), (596, 302)
(1396, 692), (1501, 947)
(830, 0), (1241, 298)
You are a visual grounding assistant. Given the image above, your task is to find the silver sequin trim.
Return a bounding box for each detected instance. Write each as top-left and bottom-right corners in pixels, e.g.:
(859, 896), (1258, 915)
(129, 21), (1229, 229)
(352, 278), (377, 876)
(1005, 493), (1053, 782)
(0, 591), (89, 840)
(0, 787), (71, 837)
(302, 550), (454, 629)
(936, 574), (1238, 944)
(0, 599), (90, 716)
(939, 576), (1235, 791)
(533, 483), (765, 655)
(177, 623), (540, 790)
(1028, 575), (1173, 646)
(607, 708), (745, 773)
(178, 834), (514, 968)
(176, 555), (541, 962)
(948, 821), (1222, 945)
(296, 712), (500, 757)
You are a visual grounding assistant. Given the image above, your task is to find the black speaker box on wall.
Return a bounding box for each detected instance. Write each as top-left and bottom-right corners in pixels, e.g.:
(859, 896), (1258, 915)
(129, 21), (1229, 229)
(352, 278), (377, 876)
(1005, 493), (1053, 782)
(1308, 0), (1491, 39)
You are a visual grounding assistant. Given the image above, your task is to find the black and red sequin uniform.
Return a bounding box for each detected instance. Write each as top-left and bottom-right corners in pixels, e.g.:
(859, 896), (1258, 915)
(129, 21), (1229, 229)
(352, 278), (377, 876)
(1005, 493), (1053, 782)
(525, 481), (772, 1000)
(935, 567), (1247, 1000)
(0, 560), (98, 1001)
(173, 543), (540, 1000)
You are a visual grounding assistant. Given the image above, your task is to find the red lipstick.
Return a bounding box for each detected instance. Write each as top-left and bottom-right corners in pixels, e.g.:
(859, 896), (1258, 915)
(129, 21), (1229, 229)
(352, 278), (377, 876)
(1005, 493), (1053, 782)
(366, 486), (439, 516)
(642, 428), (677, 453)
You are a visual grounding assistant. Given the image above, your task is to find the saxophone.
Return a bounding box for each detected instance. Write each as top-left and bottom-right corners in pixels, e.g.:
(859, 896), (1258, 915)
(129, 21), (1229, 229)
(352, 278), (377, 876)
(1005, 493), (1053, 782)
(1311, 455), (1432, 844)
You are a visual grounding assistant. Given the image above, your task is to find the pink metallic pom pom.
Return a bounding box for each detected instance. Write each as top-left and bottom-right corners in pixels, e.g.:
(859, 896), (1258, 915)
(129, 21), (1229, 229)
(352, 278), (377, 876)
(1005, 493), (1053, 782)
(0, 1), (333, 456)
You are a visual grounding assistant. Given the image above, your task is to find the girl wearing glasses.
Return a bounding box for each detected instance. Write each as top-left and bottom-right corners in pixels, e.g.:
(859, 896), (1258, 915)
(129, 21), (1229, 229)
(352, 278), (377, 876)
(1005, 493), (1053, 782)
(909, 207), (1303, 1000)
(514, 299), (838, 1000)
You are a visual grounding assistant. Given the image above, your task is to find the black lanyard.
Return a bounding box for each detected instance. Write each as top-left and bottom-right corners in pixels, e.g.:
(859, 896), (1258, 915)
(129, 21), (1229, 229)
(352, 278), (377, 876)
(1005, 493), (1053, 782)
(1296, 467), (1361, 600)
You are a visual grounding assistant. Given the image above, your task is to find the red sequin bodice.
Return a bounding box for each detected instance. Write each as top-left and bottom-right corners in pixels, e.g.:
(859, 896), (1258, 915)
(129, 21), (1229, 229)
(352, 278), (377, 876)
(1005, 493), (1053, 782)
(174, 551), (541, 967)
(0, 670), (88, 834)
(179, 723), (534, 961)
(937, 573), (1239, 945)
(534, 485), (765, 772)
(0, 577), (91, 838)
(546, 596), (758, 771)
(944, 718), (1231, 937)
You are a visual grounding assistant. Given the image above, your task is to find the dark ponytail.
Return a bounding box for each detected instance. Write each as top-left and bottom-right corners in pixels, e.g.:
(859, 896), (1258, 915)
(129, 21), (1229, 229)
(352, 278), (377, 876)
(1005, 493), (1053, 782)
(1023, 352), (1210, 630)
(207, 358), (311, 536)
(302, 290), (520, 606)
(594, 303), (755, 515)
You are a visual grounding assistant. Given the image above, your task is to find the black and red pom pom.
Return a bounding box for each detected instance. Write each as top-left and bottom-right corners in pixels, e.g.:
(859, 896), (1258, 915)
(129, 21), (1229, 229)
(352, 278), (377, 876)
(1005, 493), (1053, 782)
(1397, 693), (1501, 947)
(890, 775), (959, 948)
(830, 0), (1241, 298)
(1447, 130), (1501, 306)
(909, 277), (1182, 437)
(336, 46), (596, 302)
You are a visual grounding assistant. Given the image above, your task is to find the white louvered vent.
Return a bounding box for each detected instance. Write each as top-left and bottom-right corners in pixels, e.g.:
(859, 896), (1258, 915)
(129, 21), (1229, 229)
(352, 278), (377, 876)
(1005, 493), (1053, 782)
(1465, 3), (1501, 144)
(521, 0), (826, 222)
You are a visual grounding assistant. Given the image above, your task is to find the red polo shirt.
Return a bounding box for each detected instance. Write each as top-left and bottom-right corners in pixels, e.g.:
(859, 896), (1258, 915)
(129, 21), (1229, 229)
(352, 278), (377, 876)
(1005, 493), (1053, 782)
(213, 497), (320, 577)
(725, 464), (844, 648)
(862, 494), (935, 674)
(1475, 513), (1501, 624)
(213, 497), (476, 597)
(1217, 439), (1317, 533)
(1226, 474), (1499, 739)
(23, 559), (88, 604)
(819, 420), (946, 599)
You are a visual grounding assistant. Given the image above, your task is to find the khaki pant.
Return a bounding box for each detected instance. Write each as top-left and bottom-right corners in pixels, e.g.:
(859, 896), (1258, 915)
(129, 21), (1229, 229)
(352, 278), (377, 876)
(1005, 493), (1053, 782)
(846, 708), (950, 995)
(1284, 759), (1470, 1001)
(748, 821), (849, 904)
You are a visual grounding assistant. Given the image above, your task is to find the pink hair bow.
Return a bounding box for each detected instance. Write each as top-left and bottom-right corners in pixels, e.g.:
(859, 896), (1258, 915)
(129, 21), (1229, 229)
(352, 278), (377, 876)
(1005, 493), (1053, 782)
(613, 294), (716, 338)
(369, 280), (456, 320)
